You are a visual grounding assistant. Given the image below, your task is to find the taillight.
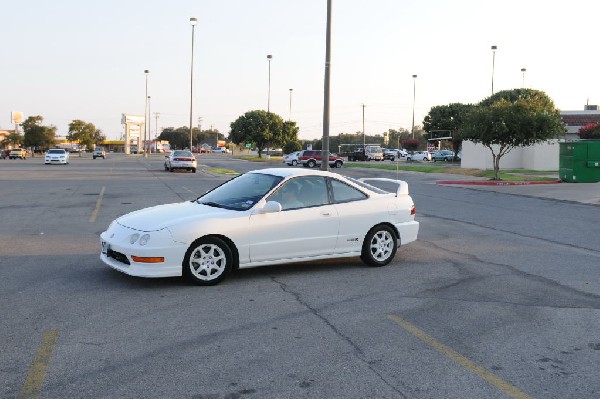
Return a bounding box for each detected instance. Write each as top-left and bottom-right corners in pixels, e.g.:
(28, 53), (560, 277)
(410, 205), (416, 215)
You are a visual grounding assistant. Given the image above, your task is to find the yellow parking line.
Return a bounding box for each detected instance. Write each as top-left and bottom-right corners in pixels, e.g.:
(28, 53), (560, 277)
(387, 315), (533, 399)
(89, 186), (106, 222)
(19, 330), (59, 399)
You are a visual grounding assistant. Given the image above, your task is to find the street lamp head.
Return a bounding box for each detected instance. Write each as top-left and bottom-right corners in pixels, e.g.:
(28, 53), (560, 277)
(521, 68), (526, 72)
(412, 74), (417, 78)
(267, 54), (272, 59)
(144, 69), (149, 74)
(491, 45), (497, 50)
(190, 17), (197, 25)
(290, 88), (293, 92)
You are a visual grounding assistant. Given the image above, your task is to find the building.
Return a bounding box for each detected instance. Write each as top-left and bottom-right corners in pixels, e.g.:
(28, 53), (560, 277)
(461, 105), (600, 170)
(560, 105), (600, 141)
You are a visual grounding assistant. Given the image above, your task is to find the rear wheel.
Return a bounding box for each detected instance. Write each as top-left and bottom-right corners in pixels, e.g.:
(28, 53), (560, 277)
(334, 160), (343, 168)
(183, 236), (233, 285)
(192, 168), (197, 173)
(361, 225), (397, 267)
(307, 160), (316, 168)
(164, 163), (169, 171)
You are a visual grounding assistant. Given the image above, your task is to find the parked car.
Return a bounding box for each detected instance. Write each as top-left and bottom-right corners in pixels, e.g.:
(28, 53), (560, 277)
(432, 150), (455, 162)
(406, 151), (431, 161)
(8, 148), (27, 159)
(212, 147), (230, 154)
(282, 151), (302, 166)
(44, 148), (70, 165)
(395, 149), (408, 157)
(93, 146), (107, 159)
(383, 149), (397, 161)
(100, 168), (419, 285)
(298, 150), (344, 168)
(164, 150), (197, 173)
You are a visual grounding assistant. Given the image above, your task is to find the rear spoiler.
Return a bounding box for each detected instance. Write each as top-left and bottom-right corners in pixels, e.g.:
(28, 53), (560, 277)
(357, 178), (409, 197)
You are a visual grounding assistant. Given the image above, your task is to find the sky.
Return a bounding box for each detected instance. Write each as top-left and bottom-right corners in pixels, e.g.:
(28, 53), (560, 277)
(2, 0), (600, 141)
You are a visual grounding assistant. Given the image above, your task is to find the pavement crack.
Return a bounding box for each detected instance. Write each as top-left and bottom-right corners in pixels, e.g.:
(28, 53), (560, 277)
(270, 276), (410, 398)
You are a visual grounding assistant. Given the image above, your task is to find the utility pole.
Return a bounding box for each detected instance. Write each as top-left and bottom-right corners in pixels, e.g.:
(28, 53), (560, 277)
(362, 103), (366, 149)
(154, 112), (159, 138)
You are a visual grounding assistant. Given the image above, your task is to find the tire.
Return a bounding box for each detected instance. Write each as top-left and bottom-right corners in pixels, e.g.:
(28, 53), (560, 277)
(93, 156), (96, 159)
(169, 167), (174, 172)
(406, 157), (411, 161)
(164, 163), (168, 171)
(334, 160), (343, 168)
(361, 225), (397, 267)
(307, 160), (316, 168)
(183, 236), (233, 285)
(445, 157), (451, 162)
(291, 160), (297, 166)
(192, 168), (197, 173)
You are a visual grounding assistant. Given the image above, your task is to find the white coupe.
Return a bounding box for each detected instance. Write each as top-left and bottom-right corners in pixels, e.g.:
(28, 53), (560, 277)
(100, 168), (419, 285)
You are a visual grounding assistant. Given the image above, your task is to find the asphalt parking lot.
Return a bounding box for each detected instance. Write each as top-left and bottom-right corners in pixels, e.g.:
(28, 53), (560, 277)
(1, 153), (599, 399)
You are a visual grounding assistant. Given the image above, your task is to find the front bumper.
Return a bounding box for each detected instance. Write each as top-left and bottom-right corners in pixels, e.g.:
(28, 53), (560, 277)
(100, 225), (187, 278)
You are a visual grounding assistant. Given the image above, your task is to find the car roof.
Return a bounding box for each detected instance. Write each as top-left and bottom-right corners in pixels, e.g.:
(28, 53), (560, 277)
(250, 167), (341, 179)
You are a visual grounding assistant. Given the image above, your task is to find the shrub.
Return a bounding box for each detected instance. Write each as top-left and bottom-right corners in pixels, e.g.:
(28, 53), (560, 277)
(578, 123), (600, 139)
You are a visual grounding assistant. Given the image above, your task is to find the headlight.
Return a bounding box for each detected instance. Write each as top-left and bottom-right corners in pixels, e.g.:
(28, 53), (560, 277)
(130, 233), (140, 244)
(139, 234), (151, 246)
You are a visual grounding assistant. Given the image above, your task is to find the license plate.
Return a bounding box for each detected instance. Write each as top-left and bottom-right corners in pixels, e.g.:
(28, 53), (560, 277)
(101, 241), (109, 254)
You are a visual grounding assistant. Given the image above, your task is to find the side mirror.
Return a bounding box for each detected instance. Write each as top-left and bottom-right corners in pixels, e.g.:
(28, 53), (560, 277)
(259, 201), (282, 214)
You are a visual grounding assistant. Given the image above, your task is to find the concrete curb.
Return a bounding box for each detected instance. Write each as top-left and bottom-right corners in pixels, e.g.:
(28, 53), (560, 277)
(436, 180), (563, 186)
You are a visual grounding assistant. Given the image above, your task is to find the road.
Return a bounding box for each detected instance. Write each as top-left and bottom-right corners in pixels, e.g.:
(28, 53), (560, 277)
(1, 153), (599, 399)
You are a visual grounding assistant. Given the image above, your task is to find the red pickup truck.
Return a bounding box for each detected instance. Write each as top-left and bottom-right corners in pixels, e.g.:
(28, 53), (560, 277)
(298, 150), (344, 168)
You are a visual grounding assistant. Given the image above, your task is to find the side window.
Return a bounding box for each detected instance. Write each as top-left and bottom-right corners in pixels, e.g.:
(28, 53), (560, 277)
(268, 176), (329, 210)
(330, 179), (368, 203)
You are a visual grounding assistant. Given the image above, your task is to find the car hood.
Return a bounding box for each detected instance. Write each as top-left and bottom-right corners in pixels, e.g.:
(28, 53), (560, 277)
(116, 201), (235, 232)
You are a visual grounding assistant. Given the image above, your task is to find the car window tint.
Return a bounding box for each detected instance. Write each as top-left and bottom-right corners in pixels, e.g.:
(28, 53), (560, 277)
(198, 172), (283, 210)
(268, 176), (329, 210)
(330, 178), (368, 203)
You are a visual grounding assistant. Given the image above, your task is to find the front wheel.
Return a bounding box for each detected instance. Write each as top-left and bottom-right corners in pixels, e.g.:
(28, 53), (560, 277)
(183, 236), (233, 285)
(291, 160), (297, 166)
(307, 160), (316, 168)
(361, 225), (397, 267)
(334, 160), (343, 168)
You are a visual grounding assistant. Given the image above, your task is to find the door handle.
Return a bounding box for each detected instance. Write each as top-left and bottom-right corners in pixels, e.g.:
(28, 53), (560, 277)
(321, 212), (331, 217)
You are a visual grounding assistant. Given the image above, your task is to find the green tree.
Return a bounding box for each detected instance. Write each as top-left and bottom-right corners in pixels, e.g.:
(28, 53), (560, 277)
(22, 116), (57, 153)
(229, 110), (293, 157)
(67, 120), (105, 152)
(283, 140), (302, 154)
(461, 89), (565, 180)
(423, 103), (474, 158)
(158, 127), (194, 150)
(1, 131), (24, 147)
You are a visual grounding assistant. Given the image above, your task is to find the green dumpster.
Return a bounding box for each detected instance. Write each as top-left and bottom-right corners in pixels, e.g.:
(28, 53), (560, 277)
(559, 141), (600, 183)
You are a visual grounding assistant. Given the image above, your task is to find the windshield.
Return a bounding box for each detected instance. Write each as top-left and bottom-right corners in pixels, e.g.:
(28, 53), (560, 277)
(173, 150), (193, 157)
(47, 149), (65, 154)
(196, 172), (283, 211)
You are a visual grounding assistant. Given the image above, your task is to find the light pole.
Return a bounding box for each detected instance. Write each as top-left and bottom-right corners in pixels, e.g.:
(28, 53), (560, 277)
(144, 69), (149, 157)
(267, 54), (272, 112)
(266, 54), (272, 158)
(491, 45), (497, 95)
(362, 103), (366, 149)
(321, 0), (332, 171)
(189, 17), (197, 151)
(289, 88), (293, 121)
(147, 95), (151, 153)
(411, 74), (417, 139)
(521, 67), (526, 88)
